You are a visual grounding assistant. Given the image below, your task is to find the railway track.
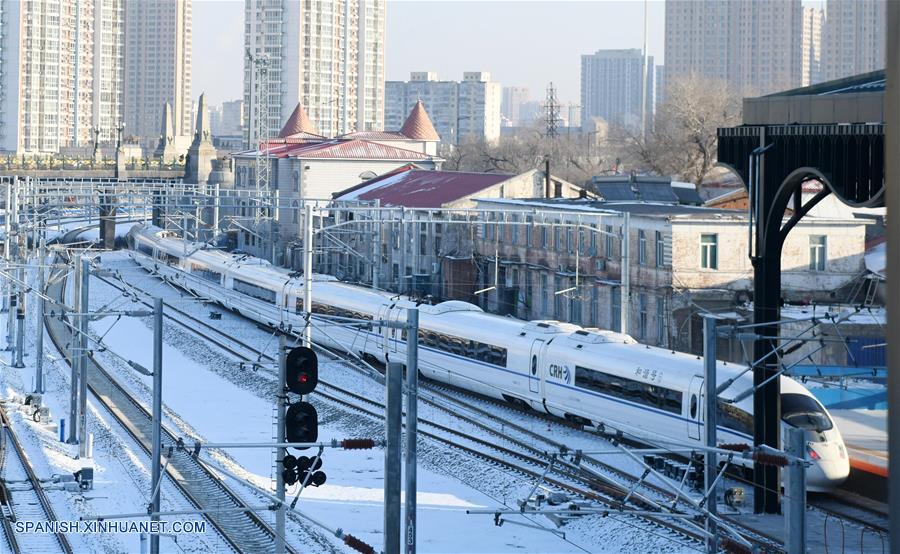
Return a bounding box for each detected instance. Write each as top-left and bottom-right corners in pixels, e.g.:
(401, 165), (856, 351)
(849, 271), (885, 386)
(0, 406), (73, 554)
(809, 493), (889, 535)
(95, 263), (790, 553)
(43, 252), (300, 554)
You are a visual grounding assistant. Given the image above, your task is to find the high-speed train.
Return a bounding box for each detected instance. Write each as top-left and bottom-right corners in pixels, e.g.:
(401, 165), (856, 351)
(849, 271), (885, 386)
(126, 224), (849, 491)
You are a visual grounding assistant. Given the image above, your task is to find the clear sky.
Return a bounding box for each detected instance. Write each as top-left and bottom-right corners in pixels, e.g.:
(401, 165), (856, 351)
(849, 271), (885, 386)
(192, 0), (666, 106)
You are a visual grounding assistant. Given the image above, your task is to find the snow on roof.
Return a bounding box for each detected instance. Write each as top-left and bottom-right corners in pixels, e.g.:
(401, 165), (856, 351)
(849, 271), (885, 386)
(865, 240), (886, 276)
(335, 168), (512, 208)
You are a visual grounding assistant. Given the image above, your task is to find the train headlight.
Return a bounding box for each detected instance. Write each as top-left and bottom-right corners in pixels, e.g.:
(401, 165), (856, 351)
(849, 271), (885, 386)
(806, 444), (821, 461)
(838, 444), (846, 459)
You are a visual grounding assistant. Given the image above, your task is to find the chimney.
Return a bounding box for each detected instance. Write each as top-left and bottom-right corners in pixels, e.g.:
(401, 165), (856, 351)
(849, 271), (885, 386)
(544, 159), (551, 199)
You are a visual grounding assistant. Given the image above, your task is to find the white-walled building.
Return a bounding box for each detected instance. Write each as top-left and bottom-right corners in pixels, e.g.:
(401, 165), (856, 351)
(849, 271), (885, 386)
(801, 6), (825, 86)
(466, 197), (868, 358)
(0, 0), (126, 154)
(229, 102), (442, 262)
(125, 0), (193, 149)
(324, 167), (585, 290)
(822, 0), (886, 81)
(243, 0), (386, 142)
(385, 72), (502, 144)
(664, 0), (803, 96)
(580, 49), (654, 130)
(501, 87), (530, 127)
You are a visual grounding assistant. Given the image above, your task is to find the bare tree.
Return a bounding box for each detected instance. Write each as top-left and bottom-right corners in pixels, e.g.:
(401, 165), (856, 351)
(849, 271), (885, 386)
(620, 73), (742, 185)
(441, 124), (616, 185)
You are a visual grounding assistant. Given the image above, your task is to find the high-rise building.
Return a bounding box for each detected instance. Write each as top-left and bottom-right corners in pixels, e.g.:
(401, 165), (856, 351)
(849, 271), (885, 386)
(501, 87), (530, 127)
(655, 65), (666, 108)
(664, 0), (802, 96)
(220, 100), (245, 136)
(0, 0), (125, 154)
(385, 72), (502, 144)
(566, 104), (582, 130)
(580, 49), (654, 130)
(243, 0), (386, 142)
(801, 7), (825, 86)
(822, 0), (886, 82)
(125, 0), (193, 149)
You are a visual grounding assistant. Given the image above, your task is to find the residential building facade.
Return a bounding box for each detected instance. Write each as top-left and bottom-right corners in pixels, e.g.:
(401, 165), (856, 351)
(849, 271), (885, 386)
(801, 6), (825, 86)
(219, 100), (245, 136)
(243, 0), (386, 142)
(580, 49), (654, 130)
(664, 0), (803, 96)
(385, 72), (502, 144)
(1, 0), (126, 154)
(501, 86), (530, 127)
(822, 0), (886, 81)
(125, 0), (193, 149)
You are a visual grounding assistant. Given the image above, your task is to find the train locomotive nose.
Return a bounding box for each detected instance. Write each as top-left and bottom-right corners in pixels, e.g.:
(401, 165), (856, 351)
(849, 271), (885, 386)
(804, 442), (850, 492)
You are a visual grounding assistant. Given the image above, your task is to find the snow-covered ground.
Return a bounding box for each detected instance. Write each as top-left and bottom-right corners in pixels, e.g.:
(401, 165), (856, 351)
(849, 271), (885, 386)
(92, 252), (701, 552)
(0, 247), (701, 553)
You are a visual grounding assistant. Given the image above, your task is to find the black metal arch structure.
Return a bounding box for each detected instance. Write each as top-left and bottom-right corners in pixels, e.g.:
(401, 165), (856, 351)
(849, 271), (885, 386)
(717, 123), (885, 514)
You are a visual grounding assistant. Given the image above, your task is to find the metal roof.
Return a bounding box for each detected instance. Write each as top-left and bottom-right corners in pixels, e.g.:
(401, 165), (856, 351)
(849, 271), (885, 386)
(338, 131), (409, 140)
(588, 176), (679, 203)
(235, 139), (436, 161)
(762, 69), (885, 97)
(672, 185), (703, 205)
(475, 197), (746, 218)
(335, 168), (513, 208)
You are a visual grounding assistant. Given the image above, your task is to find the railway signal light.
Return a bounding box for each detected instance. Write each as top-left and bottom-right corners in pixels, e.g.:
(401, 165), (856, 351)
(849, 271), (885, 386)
(282, 468), (299, 486)
(286, 346), (318, 395)
(285, 401), (318, 448)
(295, 456), (326, 487)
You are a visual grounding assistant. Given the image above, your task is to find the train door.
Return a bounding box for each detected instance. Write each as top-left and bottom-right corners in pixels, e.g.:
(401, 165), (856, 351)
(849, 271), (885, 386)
(687, 376), (703, 441)
(376, 305), (390, 357)
(528, 339), (544, 394)
(390, 308), (405, 357)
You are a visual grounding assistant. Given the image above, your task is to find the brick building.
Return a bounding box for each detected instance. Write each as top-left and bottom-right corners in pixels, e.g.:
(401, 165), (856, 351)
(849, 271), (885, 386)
(464, 197), (868, 356)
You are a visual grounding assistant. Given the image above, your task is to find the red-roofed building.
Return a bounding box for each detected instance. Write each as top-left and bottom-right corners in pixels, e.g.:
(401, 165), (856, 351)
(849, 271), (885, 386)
(230, 102), (444, 261)
(333, 166), (582, 209)
(319, 166), (585, 291)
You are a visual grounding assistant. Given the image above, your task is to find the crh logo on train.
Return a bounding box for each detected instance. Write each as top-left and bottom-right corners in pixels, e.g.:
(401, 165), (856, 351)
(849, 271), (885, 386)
(548, 363), (570, 383)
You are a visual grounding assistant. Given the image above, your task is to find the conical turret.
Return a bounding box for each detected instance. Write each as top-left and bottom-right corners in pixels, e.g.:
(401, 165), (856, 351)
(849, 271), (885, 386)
(399, 100), (440, 141)
(279, 103), (319, 138)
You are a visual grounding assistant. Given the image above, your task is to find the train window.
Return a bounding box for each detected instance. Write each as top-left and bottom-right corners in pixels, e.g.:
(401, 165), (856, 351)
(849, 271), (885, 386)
(575, 366), (682, 415)
(414, 327), (507, 367)
(157, 252), (180, 265)
(295, 298), (304, 313)
(233, 278), (277, 303)
(191, 264), (220, 283)
(690, 394), (697, 418)
(781, 393), (833, 432)
(138, 244), (154, 257)
(311, 302), (373, 321)
(531, 355), (537, 375)
(717, 400), (753, 436)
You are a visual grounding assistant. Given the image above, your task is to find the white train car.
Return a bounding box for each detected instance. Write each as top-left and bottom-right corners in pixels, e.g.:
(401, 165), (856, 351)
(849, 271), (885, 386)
(126, 224), (850, 491)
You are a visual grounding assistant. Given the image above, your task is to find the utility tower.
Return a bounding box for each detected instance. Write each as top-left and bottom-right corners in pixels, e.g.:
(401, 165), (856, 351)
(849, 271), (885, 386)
(246, 49), (271, 221)
(543, 82), (561, 139)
